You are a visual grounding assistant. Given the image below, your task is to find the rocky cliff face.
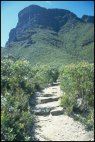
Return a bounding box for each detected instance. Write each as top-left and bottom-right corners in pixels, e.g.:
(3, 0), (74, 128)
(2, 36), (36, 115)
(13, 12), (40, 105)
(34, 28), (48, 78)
(6, 5), (83, 47)
(82, 15), (94, 23)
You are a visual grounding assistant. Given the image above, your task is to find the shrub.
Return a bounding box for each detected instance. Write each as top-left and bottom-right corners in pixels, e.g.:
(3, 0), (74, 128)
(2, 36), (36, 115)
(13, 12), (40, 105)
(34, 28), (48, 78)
(1, 90), (34, 141)
(1, 58), (35, 141)
(32, 65), (59, 89)
(60, 61), (94, 128)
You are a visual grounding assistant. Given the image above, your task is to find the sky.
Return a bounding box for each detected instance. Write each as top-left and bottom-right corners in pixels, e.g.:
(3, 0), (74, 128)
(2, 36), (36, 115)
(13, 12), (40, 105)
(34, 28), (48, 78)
(1, 1), (94, 47)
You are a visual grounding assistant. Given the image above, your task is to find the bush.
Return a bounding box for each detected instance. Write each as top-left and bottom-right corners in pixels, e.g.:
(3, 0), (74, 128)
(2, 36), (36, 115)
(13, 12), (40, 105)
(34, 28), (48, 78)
(60, 61), (94, 128)
(1, 90), (34, 141)
(1, 58), (35, 141)
(32, 65), (59, 89)
(60, 93), (76, 115)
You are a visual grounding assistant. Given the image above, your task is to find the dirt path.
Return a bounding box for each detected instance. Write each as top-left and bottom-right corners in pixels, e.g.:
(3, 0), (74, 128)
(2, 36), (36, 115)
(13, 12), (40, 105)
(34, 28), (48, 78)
(32, 83), (94, 141)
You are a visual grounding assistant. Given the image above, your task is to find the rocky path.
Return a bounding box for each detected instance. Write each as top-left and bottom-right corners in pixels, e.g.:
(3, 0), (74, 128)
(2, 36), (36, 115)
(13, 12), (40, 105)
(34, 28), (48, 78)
(32, 83), (94, 141)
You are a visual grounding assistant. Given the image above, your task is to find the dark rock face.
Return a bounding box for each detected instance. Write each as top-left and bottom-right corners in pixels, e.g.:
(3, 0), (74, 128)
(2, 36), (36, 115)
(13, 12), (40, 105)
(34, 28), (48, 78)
(5, 5), (82, 47)
(82, 15), (94, 23)
(17, 5), (78, 31)
(5, 5), (94, 48)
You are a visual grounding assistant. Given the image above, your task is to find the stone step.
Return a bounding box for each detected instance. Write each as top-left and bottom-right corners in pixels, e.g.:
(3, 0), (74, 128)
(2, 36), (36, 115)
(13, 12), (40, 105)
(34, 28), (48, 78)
(33, 106), (64, 116)
(52, 87), (57, 89)
(32, 107), (50, 116)
(52, 82), (60, 86)
(36, 96), (60, 104)
(35, 92), (58, 98)
(35, 101), (59, 110)
(42, 93), (56, 97)
(50, 107), (64, 116)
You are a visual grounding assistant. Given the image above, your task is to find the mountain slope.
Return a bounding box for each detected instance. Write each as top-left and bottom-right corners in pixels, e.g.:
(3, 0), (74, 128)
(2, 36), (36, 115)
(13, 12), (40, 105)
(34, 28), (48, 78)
(2, 5), (94, 65)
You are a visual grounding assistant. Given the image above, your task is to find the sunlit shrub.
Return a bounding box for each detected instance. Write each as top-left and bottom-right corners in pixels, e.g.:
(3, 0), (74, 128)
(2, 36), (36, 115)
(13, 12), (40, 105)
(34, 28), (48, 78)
(60, 61), (94, 128)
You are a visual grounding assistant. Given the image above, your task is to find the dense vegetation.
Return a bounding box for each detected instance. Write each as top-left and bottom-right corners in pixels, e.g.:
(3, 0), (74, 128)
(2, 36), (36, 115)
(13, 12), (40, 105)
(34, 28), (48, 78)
(60, 61), (94, 130)
(1, 58), (34, 141)
(1, 57), (60, 141)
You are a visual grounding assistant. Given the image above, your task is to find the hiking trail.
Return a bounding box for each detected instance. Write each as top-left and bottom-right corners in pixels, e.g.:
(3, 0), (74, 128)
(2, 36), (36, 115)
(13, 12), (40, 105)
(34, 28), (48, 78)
(31, 82), (94, 141)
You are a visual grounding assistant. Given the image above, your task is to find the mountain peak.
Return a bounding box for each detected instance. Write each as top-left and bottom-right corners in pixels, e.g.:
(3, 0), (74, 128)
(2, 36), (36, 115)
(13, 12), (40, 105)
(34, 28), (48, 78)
(5, 5), (93, 48)
(18, 4), (46, 18)
(5, 5), (82, 48)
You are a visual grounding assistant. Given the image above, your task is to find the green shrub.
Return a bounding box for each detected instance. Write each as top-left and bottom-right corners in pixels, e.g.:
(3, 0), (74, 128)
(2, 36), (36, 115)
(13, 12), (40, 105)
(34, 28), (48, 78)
(1, 90), (34, 141)
(60, 61), (94, 128)
(60, 92), (76, 115)
(32, 65), (59, 89)
(1, 58), (35, 141)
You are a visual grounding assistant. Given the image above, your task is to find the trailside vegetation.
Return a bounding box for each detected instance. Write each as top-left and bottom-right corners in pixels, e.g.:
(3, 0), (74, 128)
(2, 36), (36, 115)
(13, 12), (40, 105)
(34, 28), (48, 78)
(1, 57), (59, 141)
(60, 61), (94, 130)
